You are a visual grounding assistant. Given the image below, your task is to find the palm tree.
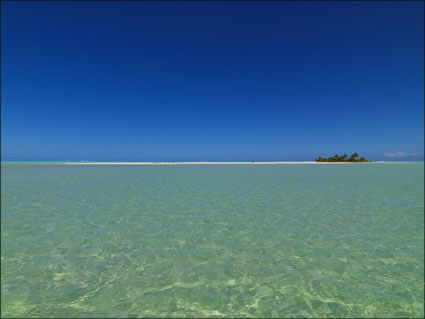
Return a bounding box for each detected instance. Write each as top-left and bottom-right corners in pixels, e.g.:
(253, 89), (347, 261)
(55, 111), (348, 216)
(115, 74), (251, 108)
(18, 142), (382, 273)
(349, 153), (359, 161)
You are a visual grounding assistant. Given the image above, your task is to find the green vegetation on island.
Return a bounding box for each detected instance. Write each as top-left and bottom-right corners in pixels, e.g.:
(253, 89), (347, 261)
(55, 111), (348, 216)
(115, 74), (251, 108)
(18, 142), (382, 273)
(315, 153), (371, 162)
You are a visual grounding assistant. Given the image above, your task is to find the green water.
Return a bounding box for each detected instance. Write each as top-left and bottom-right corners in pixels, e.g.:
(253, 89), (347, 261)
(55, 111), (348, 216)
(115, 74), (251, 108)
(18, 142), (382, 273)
(1, 163), (424, 318)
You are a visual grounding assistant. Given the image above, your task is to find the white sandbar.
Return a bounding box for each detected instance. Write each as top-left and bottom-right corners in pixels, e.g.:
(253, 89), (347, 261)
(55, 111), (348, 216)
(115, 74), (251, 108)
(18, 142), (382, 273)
(54, 161), (382, 165)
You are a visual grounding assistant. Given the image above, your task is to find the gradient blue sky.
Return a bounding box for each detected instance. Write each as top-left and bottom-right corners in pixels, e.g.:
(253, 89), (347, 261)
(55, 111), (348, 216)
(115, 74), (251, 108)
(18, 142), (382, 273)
(1, 1), (424, 161)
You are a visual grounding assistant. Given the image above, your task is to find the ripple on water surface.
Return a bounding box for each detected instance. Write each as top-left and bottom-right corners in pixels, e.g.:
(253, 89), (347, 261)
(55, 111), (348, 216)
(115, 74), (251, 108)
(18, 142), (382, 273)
(1, 163), (424, 317)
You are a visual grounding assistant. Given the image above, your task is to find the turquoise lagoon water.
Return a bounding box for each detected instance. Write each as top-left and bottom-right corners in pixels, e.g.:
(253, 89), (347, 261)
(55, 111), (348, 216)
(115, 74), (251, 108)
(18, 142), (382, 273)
(1, 163), (424, 318)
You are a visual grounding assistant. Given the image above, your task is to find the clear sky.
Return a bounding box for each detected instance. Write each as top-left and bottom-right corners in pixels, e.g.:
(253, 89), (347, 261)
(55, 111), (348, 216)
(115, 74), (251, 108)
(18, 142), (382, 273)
(1, 1), (424, 161)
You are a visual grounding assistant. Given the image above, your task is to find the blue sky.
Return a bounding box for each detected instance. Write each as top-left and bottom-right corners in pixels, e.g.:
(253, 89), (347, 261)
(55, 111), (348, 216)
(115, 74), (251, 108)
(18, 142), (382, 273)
(1, 1), (424, 161)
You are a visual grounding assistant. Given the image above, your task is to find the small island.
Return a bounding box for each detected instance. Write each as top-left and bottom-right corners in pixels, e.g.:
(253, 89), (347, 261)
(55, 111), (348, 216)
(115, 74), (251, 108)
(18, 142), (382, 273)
(315, 153), (371, 162)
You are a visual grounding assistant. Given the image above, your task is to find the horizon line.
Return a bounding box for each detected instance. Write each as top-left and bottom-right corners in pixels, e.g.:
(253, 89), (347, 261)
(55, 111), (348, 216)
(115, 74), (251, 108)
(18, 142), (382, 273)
(2, 160), (416, 165)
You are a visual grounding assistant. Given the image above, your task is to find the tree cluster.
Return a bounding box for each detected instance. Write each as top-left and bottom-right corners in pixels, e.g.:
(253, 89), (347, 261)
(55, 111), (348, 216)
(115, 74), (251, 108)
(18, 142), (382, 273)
(315, 153), (370, 162)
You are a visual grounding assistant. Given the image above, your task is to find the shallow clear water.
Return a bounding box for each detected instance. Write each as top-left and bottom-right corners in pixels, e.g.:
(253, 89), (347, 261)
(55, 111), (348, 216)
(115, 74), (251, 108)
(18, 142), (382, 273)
(1, 163), (424, 318)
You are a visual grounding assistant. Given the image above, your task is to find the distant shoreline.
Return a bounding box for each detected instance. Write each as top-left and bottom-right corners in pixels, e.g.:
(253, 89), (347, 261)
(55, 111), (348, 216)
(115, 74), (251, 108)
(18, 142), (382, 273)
(1, 161), (414, 165)
(14, 161), (405, 165)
